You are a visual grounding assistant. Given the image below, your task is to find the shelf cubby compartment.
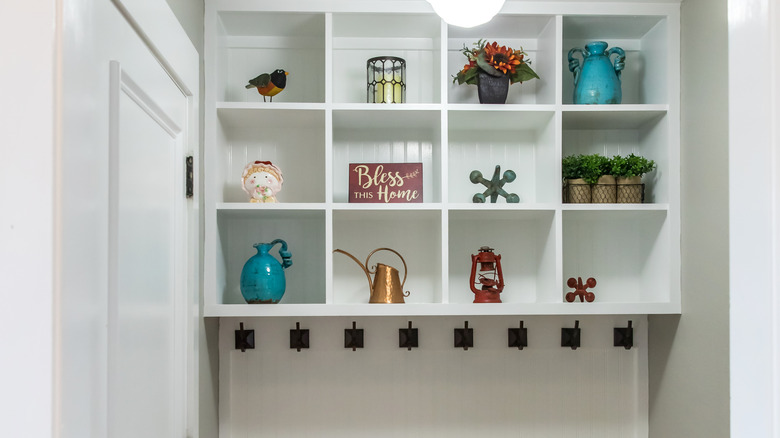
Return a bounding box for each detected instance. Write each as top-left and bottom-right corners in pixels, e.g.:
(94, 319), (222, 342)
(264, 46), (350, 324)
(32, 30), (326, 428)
(447, 209), (557, 304)
(332, 209), (442, 305)
(560, 209), (670, 306)
(562, 15), (670, 105)
(215, 12), (325, 103)
(448, 109), (557, 204)
(332, 13), (442, 104)
(216, 106), (326, 203)
(447, 15), (557, 105)
(562, 107), (669, 204)
(332, 108), (442, 203)
(215, 208), (326, 305)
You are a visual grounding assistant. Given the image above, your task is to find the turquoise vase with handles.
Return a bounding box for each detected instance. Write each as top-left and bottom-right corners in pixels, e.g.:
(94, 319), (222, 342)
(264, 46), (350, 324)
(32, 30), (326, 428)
(568, 41), (626, 104)
(240, 239), (292, 304)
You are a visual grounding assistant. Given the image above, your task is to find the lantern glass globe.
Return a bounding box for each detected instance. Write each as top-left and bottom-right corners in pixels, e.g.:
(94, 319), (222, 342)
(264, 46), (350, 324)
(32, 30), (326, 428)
(426, 0), (505, 28)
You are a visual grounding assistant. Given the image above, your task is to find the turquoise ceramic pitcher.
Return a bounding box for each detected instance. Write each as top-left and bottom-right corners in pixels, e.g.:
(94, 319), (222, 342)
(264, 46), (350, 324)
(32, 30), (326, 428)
(240, 239), (292, 304)
(568, 41), (626, 104)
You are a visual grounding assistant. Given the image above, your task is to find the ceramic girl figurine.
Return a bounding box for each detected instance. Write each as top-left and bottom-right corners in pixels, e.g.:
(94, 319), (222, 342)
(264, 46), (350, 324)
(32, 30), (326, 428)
(241, 160), (283, 203)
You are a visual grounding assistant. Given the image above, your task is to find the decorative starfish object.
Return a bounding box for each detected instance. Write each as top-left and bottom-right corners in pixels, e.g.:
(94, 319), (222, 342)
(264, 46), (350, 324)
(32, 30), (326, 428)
(469, 165), (519, 203)
(565, 277), (597, 302)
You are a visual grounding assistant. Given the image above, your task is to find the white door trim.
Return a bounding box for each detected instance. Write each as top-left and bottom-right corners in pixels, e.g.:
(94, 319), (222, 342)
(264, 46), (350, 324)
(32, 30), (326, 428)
(728, 0), (780, 435)
(111, 0), (199, 96)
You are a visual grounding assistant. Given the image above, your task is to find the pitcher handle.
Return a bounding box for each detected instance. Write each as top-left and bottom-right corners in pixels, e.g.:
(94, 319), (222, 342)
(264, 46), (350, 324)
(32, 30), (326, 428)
(567, 47), (585, 86)
(366, 248), (409, 294)
(270, 239), (292, 269)
(607, 46), (626, 79)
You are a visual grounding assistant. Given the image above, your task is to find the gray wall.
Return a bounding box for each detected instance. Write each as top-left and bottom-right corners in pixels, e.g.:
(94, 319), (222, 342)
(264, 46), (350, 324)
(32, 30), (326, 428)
(648, 0), (730, 436)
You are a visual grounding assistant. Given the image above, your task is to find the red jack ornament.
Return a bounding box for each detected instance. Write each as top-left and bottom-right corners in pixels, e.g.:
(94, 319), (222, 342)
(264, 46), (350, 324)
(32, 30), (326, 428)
(470, 246), (504, 303)
(565, 277), (596, 302)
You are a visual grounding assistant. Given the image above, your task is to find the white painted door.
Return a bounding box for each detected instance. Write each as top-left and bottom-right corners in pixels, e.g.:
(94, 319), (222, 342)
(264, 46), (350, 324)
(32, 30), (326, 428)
(57, 1), (199, 437)
(107, 60), (188, 437)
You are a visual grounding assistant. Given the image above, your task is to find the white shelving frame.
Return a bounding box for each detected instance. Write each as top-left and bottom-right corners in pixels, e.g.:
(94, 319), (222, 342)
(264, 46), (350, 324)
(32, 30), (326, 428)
(204, 1), (681, 318)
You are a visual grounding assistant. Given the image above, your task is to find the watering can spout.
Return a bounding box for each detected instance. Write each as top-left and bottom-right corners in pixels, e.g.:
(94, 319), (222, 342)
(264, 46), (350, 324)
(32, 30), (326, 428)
(333, 248), (410, 304)
(333, 249), (373, 292)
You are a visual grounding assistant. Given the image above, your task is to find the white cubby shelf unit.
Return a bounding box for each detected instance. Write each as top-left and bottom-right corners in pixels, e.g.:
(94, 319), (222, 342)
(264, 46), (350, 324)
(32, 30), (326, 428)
(204, 2), (680, 318)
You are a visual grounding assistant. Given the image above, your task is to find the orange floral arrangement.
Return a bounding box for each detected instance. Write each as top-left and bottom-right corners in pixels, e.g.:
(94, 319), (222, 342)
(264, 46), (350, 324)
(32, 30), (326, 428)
(453, 39), (540, 86)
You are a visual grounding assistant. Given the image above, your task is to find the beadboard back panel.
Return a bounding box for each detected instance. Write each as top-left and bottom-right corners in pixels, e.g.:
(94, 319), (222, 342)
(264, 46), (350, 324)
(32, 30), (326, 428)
(220, 315), (647, 438)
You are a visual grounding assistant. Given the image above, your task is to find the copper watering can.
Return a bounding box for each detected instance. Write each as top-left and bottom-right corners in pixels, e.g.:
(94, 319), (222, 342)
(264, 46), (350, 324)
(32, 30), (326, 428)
(333, 248), (411, 303)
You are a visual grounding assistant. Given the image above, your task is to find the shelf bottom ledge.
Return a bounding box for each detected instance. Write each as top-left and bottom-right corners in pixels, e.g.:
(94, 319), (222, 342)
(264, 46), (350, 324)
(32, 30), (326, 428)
(204, 302), (679, 317)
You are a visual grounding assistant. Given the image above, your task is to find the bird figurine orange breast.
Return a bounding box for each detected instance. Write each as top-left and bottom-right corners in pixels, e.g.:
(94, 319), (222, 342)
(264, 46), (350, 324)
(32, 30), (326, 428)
(245, 69), (288, 102)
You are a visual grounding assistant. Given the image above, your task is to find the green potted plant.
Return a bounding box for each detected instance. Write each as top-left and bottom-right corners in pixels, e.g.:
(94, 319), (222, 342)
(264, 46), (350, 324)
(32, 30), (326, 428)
(610, 153), (656, 203)
(563, 154), (607, 203)
(591, 155), (616, 203)
(562, 154), (588, 203)
(452, 39), (540, 104)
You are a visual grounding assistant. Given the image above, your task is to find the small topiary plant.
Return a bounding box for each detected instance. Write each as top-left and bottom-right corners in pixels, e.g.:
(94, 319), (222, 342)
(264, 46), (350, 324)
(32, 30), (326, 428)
(581, 154), (610, 184)
(562, 154), (585, 180)
(610, 153), (656, 179)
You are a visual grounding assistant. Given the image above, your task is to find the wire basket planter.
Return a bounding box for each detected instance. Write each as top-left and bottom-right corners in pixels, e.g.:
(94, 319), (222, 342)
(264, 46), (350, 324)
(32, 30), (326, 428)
(563, 182), (645, 203)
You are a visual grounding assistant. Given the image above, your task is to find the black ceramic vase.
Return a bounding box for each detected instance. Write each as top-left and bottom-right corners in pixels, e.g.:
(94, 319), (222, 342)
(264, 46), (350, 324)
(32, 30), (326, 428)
(477, 72), (510, 104)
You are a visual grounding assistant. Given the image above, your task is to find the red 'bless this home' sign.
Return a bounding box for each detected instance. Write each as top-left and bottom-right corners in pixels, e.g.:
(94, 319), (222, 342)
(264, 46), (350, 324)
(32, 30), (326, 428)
(349, 163), (423, 203)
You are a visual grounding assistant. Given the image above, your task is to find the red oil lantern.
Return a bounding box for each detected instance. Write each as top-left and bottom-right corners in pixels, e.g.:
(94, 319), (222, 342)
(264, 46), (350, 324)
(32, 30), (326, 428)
(470, 246), (504, 303)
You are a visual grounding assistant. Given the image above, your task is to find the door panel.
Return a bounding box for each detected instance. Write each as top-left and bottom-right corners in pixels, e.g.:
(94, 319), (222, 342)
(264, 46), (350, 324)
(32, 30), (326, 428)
(107, 59), (186, 438)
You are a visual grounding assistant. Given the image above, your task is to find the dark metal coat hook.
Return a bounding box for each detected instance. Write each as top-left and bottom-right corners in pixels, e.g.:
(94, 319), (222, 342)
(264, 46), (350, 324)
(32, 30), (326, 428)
(508, 320), (528, 350)
(234, 322), (255, 352)
(290, 322), (309, 352)
(344, 321), (364, 351)
(561, 320), (581, 350)
(399, 321), (418, 350)
(454, 321), (473, 350)
(614, 320), (634, 350)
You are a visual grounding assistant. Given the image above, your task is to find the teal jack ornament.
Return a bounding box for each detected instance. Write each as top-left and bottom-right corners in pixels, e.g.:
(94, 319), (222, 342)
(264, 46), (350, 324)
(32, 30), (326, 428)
(470, 165), (519, 203)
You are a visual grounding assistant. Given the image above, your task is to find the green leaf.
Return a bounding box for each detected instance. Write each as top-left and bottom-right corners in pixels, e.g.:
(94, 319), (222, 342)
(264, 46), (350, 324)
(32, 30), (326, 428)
(509, 63), (540, 84)
(462, 67), (479, 85)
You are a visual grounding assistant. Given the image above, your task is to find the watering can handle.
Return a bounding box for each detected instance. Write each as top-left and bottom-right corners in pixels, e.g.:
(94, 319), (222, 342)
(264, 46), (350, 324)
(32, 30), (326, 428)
(567, 48), (585, 86)
(270, 239), (292, 269)
(366, 248), (409, 295)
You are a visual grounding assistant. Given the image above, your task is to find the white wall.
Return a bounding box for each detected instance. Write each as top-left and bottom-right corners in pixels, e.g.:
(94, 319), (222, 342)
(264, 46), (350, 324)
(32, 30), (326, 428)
(0, 1), (57, 436)
(166, 0), (204, 53)
(647, 0), (730, 436)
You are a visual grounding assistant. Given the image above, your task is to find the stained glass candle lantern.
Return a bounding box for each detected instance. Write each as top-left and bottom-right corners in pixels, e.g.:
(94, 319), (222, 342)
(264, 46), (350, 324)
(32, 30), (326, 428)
(367, 56), (406, 103)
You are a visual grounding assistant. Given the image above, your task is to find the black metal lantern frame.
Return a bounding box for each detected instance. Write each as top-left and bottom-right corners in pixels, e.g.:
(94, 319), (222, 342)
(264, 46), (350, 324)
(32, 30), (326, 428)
(367, 56), (406, 103)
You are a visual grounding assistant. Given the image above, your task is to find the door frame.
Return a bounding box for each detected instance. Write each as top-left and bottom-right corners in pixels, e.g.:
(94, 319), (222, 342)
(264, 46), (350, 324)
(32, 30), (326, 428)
(728, 0), (780, 435)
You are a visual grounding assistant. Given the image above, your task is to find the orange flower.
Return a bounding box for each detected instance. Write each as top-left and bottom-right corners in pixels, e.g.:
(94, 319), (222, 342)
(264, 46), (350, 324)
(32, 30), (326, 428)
(484, 42), (522, 75)
(452, 40), (539, 86)
(461, 60), (477, 74)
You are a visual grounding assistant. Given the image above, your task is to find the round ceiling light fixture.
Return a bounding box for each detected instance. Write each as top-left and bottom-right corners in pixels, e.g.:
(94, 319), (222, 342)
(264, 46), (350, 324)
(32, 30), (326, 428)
(426, 0), (506, 28)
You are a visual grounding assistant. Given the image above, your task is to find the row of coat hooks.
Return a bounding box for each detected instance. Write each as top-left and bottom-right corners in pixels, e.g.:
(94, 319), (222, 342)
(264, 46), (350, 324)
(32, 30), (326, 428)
(235, 320), (634, 352)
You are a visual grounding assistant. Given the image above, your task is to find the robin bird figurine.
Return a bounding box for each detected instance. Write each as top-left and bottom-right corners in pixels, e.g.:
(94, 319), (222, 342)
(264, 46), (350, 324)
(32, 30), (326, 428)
(245, 69), (288, 102)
